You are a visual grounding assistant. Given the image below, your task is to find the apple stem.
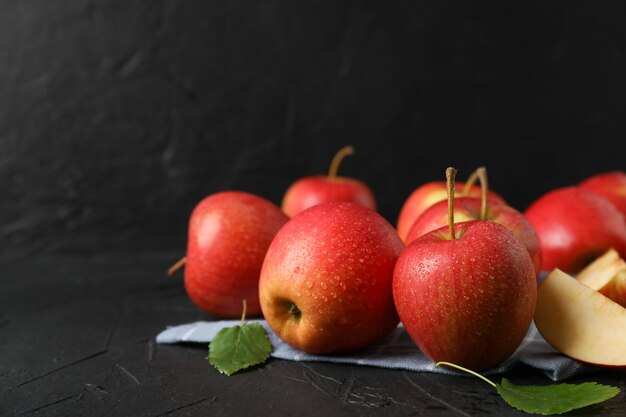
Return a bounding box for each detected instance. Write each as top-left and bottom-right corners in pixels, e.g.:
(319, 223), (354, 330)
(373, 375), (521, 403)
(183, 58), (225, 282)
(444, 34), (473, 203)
(240, 299), (247, 325)
(167, 256), (187, 277)
(288, 303), (302, 320)
(446, 167), (457, 240)
(435, 362), (497, 388)
(461, 168), (480, 196)
(327, 145), (355, 180)
(476, 166), (488, 220)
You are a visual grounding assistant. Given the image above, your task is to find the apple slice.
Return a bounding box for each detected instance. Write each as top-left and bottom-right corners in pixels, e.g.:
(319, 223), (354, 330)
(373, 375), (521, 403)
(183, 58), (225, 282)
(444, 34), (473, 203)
(575, 248), (626, 307)
(535, 268), (626, 367)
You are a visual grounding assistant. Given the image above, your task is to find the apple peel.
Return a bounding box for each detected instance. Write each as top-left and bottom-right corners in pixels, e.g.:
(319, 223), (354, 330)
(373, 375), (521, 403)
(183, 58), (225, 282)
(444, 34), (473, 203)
(535, 268), (626, 367)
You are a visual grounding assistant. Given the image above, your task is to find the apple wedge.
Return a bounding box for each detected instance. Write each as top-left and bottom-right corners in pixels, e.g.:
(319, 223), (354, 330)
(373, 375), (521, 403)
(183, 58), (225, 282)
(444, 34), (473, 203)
(576, 248), (626, 307)
(535, 268), (626, 367)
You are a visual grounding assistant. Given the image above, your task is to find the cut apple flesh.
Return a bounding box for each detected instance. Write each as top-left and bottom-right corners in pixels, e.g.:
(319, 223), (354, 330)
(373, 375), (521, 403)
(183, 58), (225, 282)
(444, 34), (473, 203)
(576, 248), (626, 308)
(576, 248), (625, 288)
(535, 268), (626, 367)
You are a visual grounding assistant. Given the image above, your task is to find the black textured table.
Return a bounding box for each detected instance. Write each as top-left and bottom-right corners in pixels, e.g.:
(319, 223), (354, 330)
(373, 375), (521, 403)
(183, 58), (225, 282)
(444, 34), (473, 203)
(2, 254), (625, 417)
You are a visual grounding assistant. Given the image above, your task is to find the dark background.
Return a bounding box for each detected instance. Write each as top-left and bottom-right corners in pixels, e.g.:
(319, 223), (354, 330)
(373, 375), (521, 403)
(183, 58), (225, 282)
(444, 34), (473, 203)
(2, 0), (626, 259)
(3, 4), (626, 416)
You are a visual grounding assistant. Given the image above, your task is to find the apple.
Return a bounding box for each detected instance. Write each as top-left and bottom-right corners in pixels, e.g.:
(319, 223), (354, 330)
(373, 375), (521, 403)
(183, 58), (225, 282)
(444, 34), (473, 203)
(396, 167), (504, 242)
(393, 168), (537, 371)
(405, 167), (541, 275)
(259, 202), (402, 354)
(170, 191), (288, 318)
(525, 186), (626, 273)
(406, 200), (542, 276)
(534, 268), (626, 367)
(576, 249), (626, 308)
(580, 171), (626, 217)
(281, 145), (376, 218)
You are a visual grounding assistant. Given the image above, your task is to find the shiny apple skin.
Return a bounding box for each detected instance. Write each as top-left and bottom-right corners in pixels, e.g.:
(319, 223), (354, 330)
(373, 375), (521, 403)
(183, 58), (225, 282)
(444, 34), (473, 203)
(184, 191), (288, 318)
(580, 171), (626, 217)
(406, 198), (542, 275)
(396, 181), (505, 242)
(393, 221), (537, 371)
(259, 202), (402, 355)
(525, 186), (626, 273)
(281, 175), (376, 218)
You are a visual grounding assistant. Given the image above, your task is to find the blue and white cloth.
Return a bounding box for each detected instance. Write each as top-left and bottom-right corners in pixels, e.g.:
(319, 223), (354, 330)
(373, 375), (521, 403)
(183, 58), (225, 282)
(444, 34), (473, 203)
(156, 319), (596, 382)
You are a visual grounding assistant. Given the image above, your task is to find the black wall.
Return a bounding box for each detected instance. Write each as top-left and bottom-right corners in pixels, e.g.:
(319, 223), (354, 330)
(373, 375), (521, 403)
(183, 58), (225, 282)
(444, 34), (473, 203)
(2, 1), (626, 258)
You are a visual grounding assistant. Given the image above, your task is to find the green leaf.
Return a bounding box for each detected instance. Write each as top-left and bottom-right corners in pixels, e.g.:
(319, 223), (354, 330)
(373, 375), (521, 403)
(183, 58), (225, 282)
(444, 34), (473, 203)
(436, 362), (621, 415)
(207, 322), (272, 376)
(496, 378), (620, 415)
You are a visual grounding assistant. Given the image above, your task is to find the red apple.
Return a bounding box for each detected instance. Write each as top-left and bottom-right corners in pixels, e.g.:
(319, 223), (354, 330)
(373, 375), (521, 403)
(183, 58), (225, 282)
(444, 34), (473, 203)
(281, 146), (376, 218)
(179, 191), (288, 318)
(525, 186), (626, 273)
(259, 202), (402, 354)
(393, 168), (536, 371)
(406, 198), (542, 275)
(580, 171), (626, 217)
(396, 169), (504, 242)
